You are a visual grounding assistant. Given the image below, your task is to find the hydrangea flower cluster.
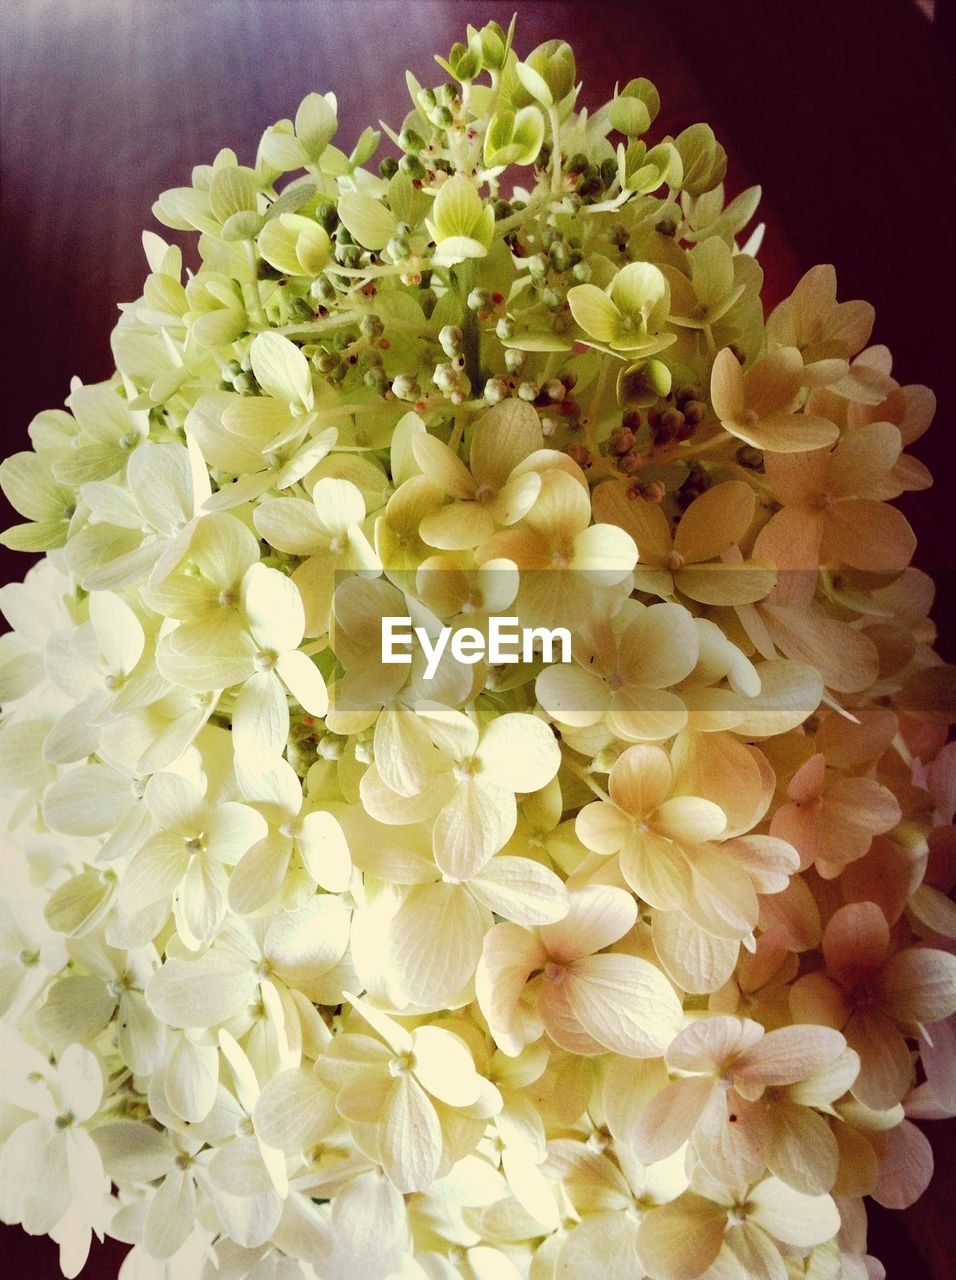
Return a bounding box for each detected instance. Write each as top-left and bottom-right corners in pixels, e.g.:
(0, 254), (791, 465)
(2, 19), (955, 1280)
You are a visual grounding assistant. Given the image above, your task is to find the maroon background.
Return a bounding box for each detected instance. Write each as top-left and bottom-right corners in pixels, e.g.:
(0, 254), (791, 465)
(2, 1), (954, 1274)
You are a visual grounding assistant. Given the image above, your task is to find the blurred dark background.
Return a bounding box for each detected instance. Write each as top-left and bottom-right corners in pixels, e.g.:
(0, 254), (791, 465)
(1, 1), (954, 1275)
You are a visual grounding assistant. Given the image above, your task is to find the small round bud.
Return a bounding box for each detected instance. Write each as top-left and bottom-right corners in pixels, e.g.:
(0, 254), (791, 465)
(567, 152), (590, 175)
(495, 316), (516, 341)
(433, 362), (458, 393)
(656, 217), (677, 237)
(439, 324), (464, 357)
(417, 87), (437, 112)
(391, 374), (421, 401)
(617, 449), (643, 475)
(736, 444), (765, 471)
(609, 427), (636, 456)
(316, 202), (338, 233)
(549, 241), (572, 273)
(567, 443), (592, 468)
(493, 199), (513, 220)
(571, 260), (592, 283)
(504, 348), (526, 375)
(527, 253), (549, 279)
(386, 235), (410, 261)
(400, 127), (425, 152)
(223, 359), (242, 379)
(432, 105), (454, 129)
(310, 276), (336, 302)
(359, 314), (384, 338)
(541, 416), (559, 437)
(540, 287), (562, 309)
(379, 156), (399, 179)
(233, 372), (255, 395)
(683, 400), (707, 426)
(467, 288), (491, 312)
(517, 381), (539, 402)
(314, 351), (339, 374)
(543, 379), (565, 403)
(484, 377), (510, 404)
(364, 366), (389, 394)
(600, 157), (618, 188)
(399, 153), (426, 179)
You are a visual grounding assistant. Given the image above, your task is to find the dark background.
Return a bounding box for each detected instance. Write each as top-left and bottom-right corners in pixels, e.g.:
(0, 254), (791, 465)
(1, 1), (954, 1275)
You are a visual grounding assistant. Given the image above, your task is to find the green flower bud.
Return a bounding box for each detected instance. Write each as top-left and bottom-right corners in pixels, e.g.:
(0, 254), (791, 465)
(360, 314), (384, 338)
(233, 372), (255, 395)
(399, 153), (426, 179)
(310, 277), (336, 302)
(364, 366), (389, 393)
(540, 286), (562, 308)
(549, 241), (572, 273)
(432, 105), (454, 129)
(517, 40), (577, 108)
(417, 87), (437, 113)
(571, 261), (592, 283)
(467, 288), (491, 312)
(316, 201), (339, 233)
(400, 128), (425, 153)
(379, 156), (399, 179)
(674, 123), (727, 195)
(223, 359), (242, 379)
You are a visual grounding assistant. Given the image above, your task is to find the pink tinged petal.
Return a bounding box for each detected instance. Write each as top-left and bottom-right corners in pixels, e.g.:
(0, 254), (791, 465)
(385, 881), (483, 1007)
(822, 902), (890, 988)
(877, 946), (956, 1025)
(732, 1025), (847, 1099)
(565, 952), (683, 1057)
(379, 1073), (442, 1192)
(537, 972), (609, 1056)
(652, 912), (740, 995)
(726, 835), (799, 895)
(826, 422), (902, 498)
(607, 687), (690, 743)
(820, 499), (915, 572)
(276, 648), (328, 716)
(632, 1076), (715, 1164)
(767, 1101), (839, 1195)
(539, 884), (637, 963)
(846, 1010), (914, 1111)
(120, 835), (189, 914)
(636, 1192), (727, 1280)
(475, 922), (548, 1053)
(747, 1178), (839, 1248)
(753, 507), (824, 572)
(872, 1119), (933, 1210)
(144, 1168), (197, 1260)
(666, 1015), (764, 1074)
(694, 1088), (771, 1188)
(609, 743), (673, 816)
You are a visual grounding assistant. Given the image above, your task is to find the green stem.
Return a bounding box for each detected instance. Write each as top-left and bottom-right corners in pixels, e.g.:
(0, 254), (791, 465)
(548, 106), (563, 196)
(454, 261), (483, 392)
